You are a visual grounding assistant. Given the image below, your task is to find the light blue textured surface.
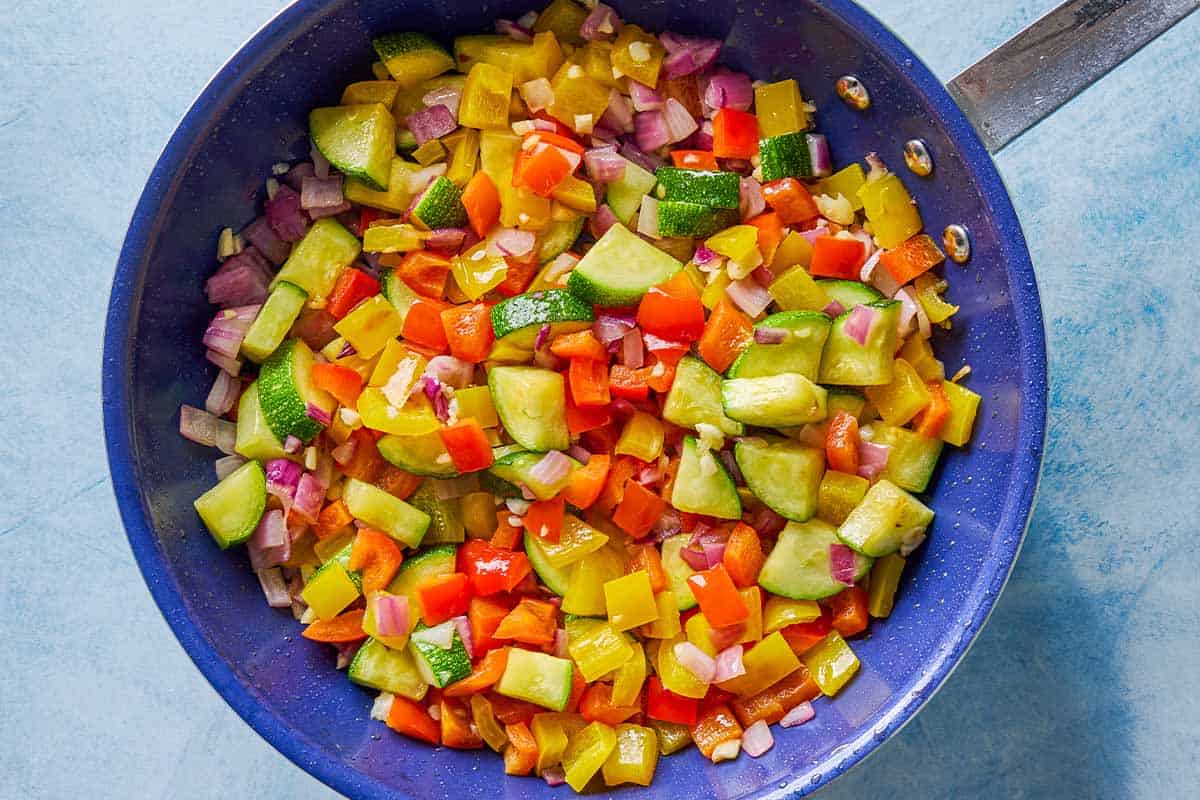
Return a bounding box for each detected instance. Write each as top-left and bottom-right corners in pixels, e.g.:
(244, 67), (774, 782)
(1, 1), (1196, 798)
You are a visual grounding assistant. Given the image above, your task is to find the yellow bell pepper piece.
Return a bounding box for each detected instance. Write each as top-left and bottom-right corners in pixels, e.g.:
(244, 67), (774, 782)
(563, 546), (625, 616)
(341, 80), (401, 107)
(534, 0), (589, 47)
(312, 529), (355, 563)
(482, 31), (564, 85)
(442, 128), (480, 187)
(737, 586), (763, 644)
(683, 613), (718, 657)
(899, 335), (945, 382)
(551, 174), (598, 213)
(453, 34), (507, 74)
(411, 139), (446, 166)
(803, 631), (860, 696)
(563, 722), (618, 792)
(700, 270), (732, 311)
(867, 553), (906, 618)
(581, 42), (626, 90)
(819, 163), (867, 211)
(644, 591), (682, 639)
(763, 596), (822, 634)
(451, 241), (509, 300)
(706, 225), (761, 271)
(601, 724), (658, 787)
(864, 358), (933, 426)
(548, 62), (611, 133)
(362, 222), (427, 253)
(613, 411), (665, 462)
(459, 62), (513, 130)
(770, 230), (815, 272)
(452, 385), (498, 428)
(717, 631), (801, 697)
(858, 172), (923, 249)
(768, 264), (829, 312)
(611, 25), (664, 88)
(357, 388), (441, 436)
(648, 720), (692, 755)
(332, 294), (402, 360)
(913, 273), (960, 324)
(361, 591), (411, 650)
(610, 642), (646, 707)
(320, 336), (379, 379)
(345, 158), (420, 213)
(300, 561), (360, 620)
(817, 470), (869, 526)
(939, 380), (981, 446)
(369, 340), (425, 388)
(460, 491), (498, 538)
(535, 514), (609, 568)
(470, 694), (509, 752)
(532, 712), (587, 773)
(479, 130), (552, 230)
(754, 79), (811, 137)
(655, 634), (708, 699)
(603, 570), (659, 631)
(567, 618), (635, 682)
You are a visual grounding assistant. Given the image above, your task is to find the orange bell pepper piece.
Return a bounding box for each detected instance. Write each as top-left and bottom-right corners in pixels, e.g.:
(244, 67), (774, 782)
(745, 211), (785, 267)
(569, 357), (611, 407)
(314, 498), (354, 540)
(829, 585), (869, 637)
(628, 543), (667, 593)
(879, 233), (946, 285)
(468, 595), (513, 654)
(912, 380), (951, 438)
(762, 178), (820, 225)
(326, 267), (381, 320)
(342, 428), (386, 483)
(825, 410), (860, 474)
(565, 663), (588, 713)
(721, 523), (764, 588)
(561, 454), (611, 509)
(522, 497), (565, 542)
(565, 392), (612, 435)
(439, 418), (495, 473)
(461, 170), (501, 238)
(513, 143), (572, 197)
(780, 610), (833, 656)
(670, 149), (719, 170)
(398, 250), (452, 298)
(401, 296), (450, 352)
(579, 682), (640, 725)
(687, 564), (749, 628)
(697, 297), (753, 373)
(612, 479), (666, 539)
(301, 608), (367, 643)
(496, 254), (540, 297)
(690, 703), (743, 760)
(489, 692), (543, 724)
(502, 721), (539, 775)
(348, 528), (403, 594)
(311, 363), (364, 408)
(809, 235), (865, 280)
(550, 329), (608, 361)
(441, 302), (494, 363)
(493, 598), (557, 646)
(491, 510), (524, 549)
(594, 455), (640, 515)
(440, 696), (484, 749)
(609, 364), (649, 400)
(730, 667), (821, 726)
(387, 696), (441, 745)
(444, 647), (510, 697)
(375, 463), (422, 499)
(418, 572), (472, 626)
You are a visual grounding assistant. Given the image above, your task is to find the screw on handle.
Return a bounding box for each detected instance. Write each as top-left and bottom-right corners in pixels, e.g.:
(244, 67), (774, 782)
(947, 0), (1199, 153)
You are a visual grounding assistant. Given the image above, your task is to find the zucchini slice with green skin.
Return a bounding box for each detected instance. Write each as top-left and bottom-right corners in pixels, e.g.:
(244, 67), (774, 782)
(488, 289), (594, 361)
(653, 167), (741, 209)
(488, 366), (570, 452)
(758, 519), (873, 600)
(656, 200), (738, 238)
(348, 637), (429, 701)
(377, 431), (457, 478)
(385, 544), (457, 615)
(867, 423), (944, 493)
(272, 217), (361, 306)
(409, 175), (468, 230)
(381, 267), (420, 324)
(670, 436), (741, 520)
(660, 534), (698, 611)
(818, 300), (901, 386)
(342, 478), (431, 548)
(721, 373), (829, 427)
(524, 531), (572, 596)
(240, 281), (307, 363)
(815, 279), (883, 310)
(192, 460), (266, 549)
(662, 356), (744, 437)
(309, 103), (396, 191)
(605, 157), (657, 226)
(837, 479), (934, 557)
(373, 32), (455, 87)
(257, 338), (336, 443)
(495, 648), (574, 711)
(566, 223), (683, 306)
(488, 450), (579, 500)
(409, 622), (473, 687)
(726, 311), (832, 381)
(536, 216), (585, 263)
(234, 382), (290, 462)
(406, 480), (465, 545)
(734, 437), (825, 522)
(758, 131), (829, 181)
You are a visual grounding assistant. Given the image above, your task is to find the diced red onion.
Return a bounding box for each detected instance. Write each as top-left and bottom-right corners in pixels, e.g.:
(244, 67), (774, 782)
(679, 544), (710, 571)
(752, 265), (775, 286)
(717, 449), (742, 484)
(594, 312), (635, 345)
(338, 341), (358, 359)
(240, 216), (291, 265)
(863, 250), (902, 298)
(420, 376), (451, 422)
(435, 474), (480, 500)
(249, 509), (289, 570)
(695, 119), (714, 151)
(621, 328), (645, 369)
(552, 628), (569, 659)
(580, 2), (620, 40)
(529, 450), (572, 487)
(713, 644), (746, 683)
(829, 543), (859, 585)
(652, 507), (682, 540)
(533, 323), (551, 353)
(693, 244), (720, 267)
(452, 614), (474, 656)
(310, 200), (352, 220)
(330, 437), (357, 466)
(780, 701), (816, 728)
(703, 69), (754, 116)
(205, 349), (243, 377)
(857, 440), (891, 480)
(542, 767), (567, 787)
(751, 505), (787, 537)
(205, 249), (273, 307)
(519, 77), (555, 113)
(494, 18), (533, 41)
(372, 594), (410, 638)
(265, 459), (301, 512)
(426, 355), (475, 389)
(180, 405), (236, 454)
(488, 227), (536, 258)
(742, 719), (775, 757)
(589, 204), (620, 239)
(823, 299), (846, 318)
(673, 641), (717, 683)
(739, 176), (766, 221)
(634, 110), (669, 152)
(808, 133), (832, 177)
(205, 369), (241, 416)
(292, 473), (327, 522)
(598, 90), (634, 134)
(567, 444), (592, 465)
(283, 161), (314, 190)
(283, 435), (303, 455)
(423, 86), (462, 118)
(300, 175), (345, 210)
(406, 104), (458, 146)
(752, 326), (787, 346)
(629, 81), (664, 112)
(637, 195), (660, 238)
(214, 454), (246, 481)
(895, 287), (931, 339)
(797, 224), (830, 246)
(584, 146), (626, 183)
(636, 463), (662, 486)
(425, 227), (468, 251)
(662, 98), (698, 144)
(305, 402), (332, 427)
(619, 138), (663, 172)
(726, 278), (773, 317)
(310, 145), (331, 179)
(291, 308), (339, 351)
(256, 566), (293, 608)
(660, 34), (722, 79)
(843, 304), (879, 346)
(203, 305), (260, 358)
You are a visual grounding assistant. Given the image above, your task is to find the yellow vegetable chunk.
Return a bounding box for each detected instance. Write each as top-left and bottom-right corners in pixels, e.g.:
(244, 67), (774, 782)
(451, 241), (509, 300)
(548, 61), (611, 133)
(644, 591), (682, 639)
(452, 385), (498, 428)
(817, 469), (870, 526)
(763, 596), (822, 634)
(534, 514), (609, 568)
(357, 388), (441, 436)
(610, 642), (647, 707)
(532, 712), (587, 772)
(858, 172), (922, 249)
(754, 79), (811, 137)
(602, 724), (658, 787)
(459, 62), (513, 130)
(563, 722), (618, 792)
(864, 358), (933, 426)
(802, 631), (860, 695)
(940, 379), (981, 446)
(567, 618), (635, 682)
(604, 570), (659, 631)
(333, 295), (402, 359)
(563, 547), (625, 616)
(614, 411), (665, 463)
(300, 561), (360, 620)
(611, 25), (665, 87)
(717, 631), (801, 697)
(655, 634), (708, 699)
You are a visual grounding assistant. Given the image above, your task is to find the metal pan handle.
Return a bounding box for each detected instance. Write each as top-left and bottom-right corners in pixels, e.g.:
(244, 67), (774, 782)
(947, 0), (1198, 153)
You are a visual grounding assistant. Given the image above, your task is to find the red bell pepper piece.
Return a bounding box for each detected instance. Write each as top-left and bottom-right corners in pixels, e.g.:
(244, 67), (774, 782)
(611, 478), (666, 539)
(301, 608), (367, 643)
(513, 143), (573, 197)
(809, 235), (866, 279)
(561, 453), (610, 510)
(780, 610), (833, 656)
(326, 267), (381, 320)
(568, 357), (612, 407)
(492, 598), (557, 646)
(458, 539), (532, 596)
(522, 496), (565, 542)
(401, 296), (450, 352)
(670, 149), (720, 170)
(721, 523), (764, 588)
(879, 234), (946, 285)
(579, 682), (640, 725)
(398, 250), (452, 298)
(565, 391), (612, 436)
(387, 696), (441, 745)
(912, 381), (951, 438)
(348, 527), (403, 594)
(468, 595), (513, 653)
(311, 363), (364, 407)
(628, 543), (667, 593)
(444, 647), (510, 696)
(829, 585), (870, 637)
(687, 563), (749, 628)
(762, 178), (821, 225)
(461, 170), (501, 238)
(712, 108), (759, 160)
(439, 418), (494, 473)
(637, 272), (706, 342)
(609, 364), (649, 400)
(647, 676), (698, 725)
(418, 572), (472, 626)
(697, 297), (753, 373)
(440, 696), (484, 749)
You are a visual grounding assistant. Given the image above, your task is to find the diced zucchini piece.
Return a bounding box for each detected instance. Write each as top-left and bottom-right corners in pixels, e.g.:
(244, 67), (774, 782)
(309, 103), (395, 191)
(662, 356), (744, 436)
(816, 279), (883, 309)
(343, 478), (431, 548)
(488, 366), (569, 451)
(606, 157), (656, 226)
(670, 436), (741, 520)
(405, 481), (464, 545)
(524, 530), (573, 596)
(384, 544), (457, 620)
(867, 553), (906, 618)
(837, 479), (934, 557)
(567, 223), (683, 306)
(240, 282), (307, 363)
(816, 469), (869, 526)
(373, 32), (454, 87)
(488, 451), (581, 501)
(377, 431), (457, 477)
(726, 311), (832, 381)
(348, 637), (429, 701)
(410, 175), (468, 230)
(409, 622), (472, 687)
(654, 168), (740, 209)
(234, 382), (290, 462)
(758, 519), (872, 600)
(192, 460), (266, 549)
(734, 438), (824, 521)
(272, 217), (361, 307)
(722, 373), (828, 427)
(497, 648), (575, 710)
(656, 200), (737, 238)
(257, 338), (335, 443)
(520, 513), (605, 568)
(868, 423), (943, 493)
(818, 300), (901, 386)
(660, 535), (698, 612)
(759, 132), (830, 182)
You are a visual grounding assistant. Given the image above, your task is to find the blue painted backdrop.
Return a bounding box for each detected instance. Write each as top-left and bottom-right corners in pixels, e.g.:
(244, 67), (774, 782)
(1, 1), (1196, 797)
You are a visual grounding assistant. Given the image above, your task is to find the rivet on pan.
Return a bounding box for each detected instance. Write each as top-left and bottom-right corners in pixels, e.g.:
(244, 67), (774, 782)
(943, 224), (971, 264)
(835, 75), (870, 110)
(903, 139), (933, 176)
